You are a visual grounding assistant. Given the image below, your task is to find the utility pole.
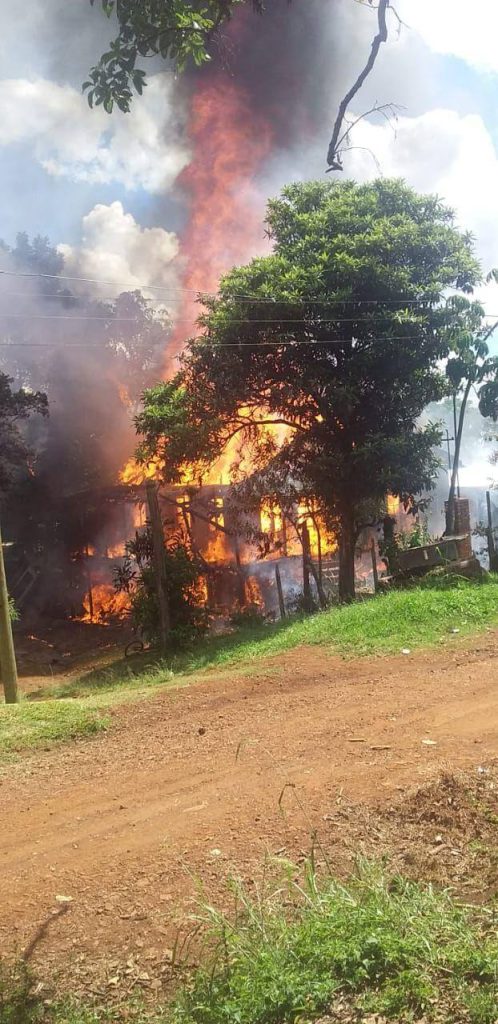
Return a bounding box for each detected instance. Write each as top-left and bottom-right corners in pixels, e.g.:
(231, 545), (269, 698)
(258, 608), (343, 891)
(452, 394), (461, 498)
(0, 514), (18, 704)
(146, 482), (171, 657)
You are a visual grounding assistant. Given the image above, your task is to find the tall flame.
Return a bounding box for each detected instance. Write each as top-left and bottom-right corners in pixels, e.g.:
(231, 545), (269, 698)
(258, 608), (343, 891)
(166, 77), (273, 369)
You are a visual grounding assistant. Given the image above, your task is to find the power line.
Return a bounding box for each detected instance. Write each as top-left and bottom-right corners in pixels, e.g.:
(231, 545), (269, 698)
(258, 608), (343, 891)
(0, 268), (197, 295)
(1, 267), (496, 308)
(0, 335), (455, 348)
(0, 310), (497, 326)
(0, 314), (144, 322)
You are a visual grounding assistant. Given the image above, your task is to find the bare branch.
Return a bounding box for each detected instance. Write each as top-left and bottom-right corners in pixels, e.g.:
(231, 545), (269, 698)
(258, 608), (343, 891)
(327, 0), (391, 170)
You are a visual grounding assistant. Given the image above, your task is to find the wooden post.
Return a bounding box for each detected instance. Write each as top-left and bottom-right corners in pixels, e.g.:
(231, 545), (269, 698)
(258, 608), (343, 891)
(84, 543), (94, 622)
(146, 482), (170, 656)
(301, 522), (313, 612)
(370, 537), (379, 593)
(234, 539), (247, 607)
(0, 516), (18, 704)
(486, 491), (498, 571)
(275, 563), (286, 619)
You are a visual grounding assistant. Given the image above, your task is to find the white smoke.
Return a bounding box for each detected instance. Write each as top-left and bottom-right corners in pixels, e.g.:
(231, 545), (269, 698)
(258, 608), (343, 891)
(0, 73), (189, 193)
(59, 201), (180, 299)
(396, 0), (498, 74)
(342, 108), (498, 275)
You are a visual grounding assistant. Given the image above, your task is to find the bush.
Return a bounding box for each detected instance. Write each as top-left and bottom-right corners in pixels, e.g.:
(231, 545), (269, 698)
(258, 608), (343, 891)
(114, 530), (208, 649)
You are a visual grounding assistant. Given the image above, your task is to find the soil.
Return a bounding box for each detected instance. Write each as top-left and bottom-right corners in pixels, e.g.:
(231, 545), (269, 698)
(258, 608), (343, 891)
(1, 631), (497, 1001)
(14, 620), (132, 694)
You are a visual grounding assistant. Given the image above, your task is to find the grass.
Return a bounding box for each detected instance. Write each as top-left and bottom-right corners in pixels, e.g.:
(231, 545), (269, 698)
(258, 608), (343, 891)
(164, 862), (498, 1024)
(3, 863), (497, 1024)
(5, 575), (498, 761)
(0, 700), (109, 761)
(54, 575), (498, 699)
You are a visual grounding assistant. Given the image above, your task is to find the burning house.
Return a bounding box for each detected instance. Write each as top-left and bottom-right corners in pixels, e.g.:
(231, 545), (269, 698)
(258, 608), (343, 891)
(1, 2), (426, 629)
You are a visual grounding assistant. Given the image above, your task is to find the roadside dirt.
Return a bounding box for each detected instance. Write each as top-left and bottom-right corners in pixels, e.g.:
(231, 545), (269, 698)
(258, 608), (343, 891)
(14, 620), (132, 694)
(1, 632), (497, 1000)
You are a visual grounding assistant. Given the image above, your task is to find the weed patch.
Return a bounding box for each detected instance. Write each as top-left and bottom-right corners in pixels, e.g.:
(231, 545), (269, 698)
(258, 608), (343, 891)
(168, 863), (498, 1024)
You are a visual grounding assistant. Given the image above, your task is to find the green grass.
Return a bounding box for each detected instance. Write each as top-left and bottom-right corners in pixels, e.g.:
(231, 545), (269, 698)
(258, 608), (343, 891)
(8, 576), (498, 760)
(4, 864), (497, 1024)
(0, 700), (108, 760)
(164, 863), (498, 1024)
(56, 575), (498, 699)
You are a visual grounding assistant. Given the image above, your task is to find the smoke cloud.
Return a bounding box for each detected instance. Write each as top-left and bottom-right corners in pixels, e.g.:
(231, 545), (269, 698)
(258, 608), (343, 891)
(59, 201), (180, 299)
(0, 74), (189, 194)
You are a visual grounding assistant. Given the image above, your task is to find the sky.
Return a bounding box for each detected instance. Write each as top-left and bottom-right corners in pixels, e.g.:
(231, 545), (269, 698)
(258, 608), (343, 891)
(2, 0), (498, 314)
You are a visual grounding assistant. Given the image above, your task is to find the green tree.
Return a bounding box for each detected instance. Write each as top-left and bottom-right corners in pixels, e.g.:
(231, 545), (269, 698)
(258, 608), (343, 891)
(0, 373), (47, 497)
(136, 179), (481, 601)
(114, 528), (208, 646)
(442, 296), (498, 533)
(84, 0), (264, 113)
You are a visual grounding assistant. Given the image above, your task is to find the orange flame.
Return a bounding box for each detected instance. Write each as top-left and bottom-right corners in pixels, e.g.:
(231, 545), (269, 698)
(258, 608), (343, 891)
(80, 584), (131, 624)
(107, 542), (126, 558)
(245, 575), (264, 608)
(120, 458), (163, 485)
(386, 494), (400, 516)
(166, 78), (273, 370)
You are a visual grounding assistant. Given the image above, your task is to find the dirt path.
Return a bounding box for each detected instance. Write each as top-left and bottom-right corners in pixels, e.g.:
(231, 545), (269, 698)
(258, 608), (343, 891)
(1, 634), (497, 995)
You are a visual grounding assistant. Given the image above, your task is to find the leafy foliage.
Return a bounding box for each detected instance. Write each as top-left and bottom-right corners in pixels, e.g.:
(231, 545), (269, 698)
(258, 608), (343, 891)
(114, 528), (208, 647)
(137, 178), (481, 599)
(0, 373), (47, 496)
(84, 0), (264, 112)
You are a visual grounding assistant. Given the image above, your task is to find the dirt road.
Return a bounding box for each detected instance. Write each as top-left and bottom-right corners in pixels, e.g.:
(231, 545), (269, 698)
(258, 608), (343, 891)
(1, 634), (497, 994)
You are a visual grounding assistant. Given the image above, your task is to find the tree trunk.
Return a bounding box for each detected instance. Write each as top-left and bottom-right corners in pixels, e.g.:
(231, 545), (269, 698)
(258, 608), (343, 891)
(446, 383), (471, 535)
(301, 522), (314, 612)
(338, 514), (356, 603)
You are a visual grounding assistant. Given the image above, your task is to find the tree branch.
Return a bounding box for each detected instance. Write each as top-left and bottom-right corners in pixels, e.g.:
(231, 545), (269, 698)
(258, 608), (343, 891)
(327, 0), (390, 170)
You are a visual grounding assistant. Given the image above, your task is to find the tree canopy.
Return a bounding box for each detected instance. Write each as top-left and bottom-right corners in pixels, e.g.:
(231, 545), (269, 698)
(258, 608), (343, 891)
(84, 0), (264, 113)
(0, 373), (47, 497)
(136, 178), (481, 600)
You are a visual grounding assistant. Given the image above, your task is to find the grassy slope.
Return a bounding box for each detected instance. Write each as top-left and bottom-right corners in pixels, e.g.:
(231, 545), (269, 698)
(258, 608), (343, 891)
(57, 576), (498, 699)
(170, 575), (498, 673)
(2, 576), (498, 760)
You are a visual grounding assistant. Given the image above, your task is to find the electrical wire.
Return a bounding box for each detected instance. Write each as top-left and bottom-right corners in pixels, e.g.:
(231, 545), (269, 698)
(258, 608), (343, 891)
(0, 335), (463, 348)
(1, 266), (496, 307)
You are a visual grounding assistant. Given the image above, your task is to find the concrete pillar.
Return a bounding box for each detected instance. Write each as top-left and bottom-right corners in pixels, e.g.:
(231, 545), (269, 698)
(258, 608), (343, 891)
(445, 497), (472, 559)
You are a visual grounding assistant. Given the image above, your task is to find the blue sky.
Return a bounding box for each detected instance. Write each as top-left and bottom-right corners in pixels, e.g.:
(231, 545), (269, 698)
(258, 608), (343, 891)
(2, 0), (498, 310)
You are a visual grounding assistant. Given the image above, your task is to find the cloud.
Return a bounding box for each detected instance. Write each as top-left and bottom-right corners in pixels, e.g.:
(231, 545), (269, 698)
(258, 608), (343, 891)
(343, 108), (498, 273)
(0, 73), (189, 193)
(59, 202), (180, 298)
(396, 0), (498, 75)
